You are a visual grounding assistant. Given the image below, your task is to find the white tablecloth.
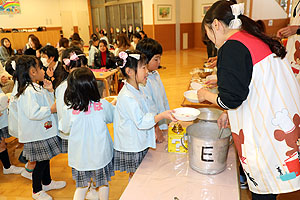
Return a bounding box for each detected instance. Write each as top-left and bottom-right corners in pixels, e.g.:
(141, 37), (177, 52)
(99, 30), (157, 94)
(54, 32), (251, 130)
(120, 142), (239, 200)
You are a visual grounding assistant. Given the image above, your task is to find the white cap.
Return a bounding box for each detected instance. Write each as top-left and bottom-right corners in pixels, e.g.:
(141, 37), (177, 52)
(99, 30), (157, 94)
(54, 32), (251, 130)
(272, 109), (295, 133)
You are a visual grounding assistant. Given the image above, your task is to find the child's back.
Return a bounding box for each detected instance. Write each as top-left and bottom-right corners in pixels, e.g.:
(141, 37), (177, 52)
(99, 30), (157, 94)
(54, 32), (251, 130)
(62, 99), (114, 170)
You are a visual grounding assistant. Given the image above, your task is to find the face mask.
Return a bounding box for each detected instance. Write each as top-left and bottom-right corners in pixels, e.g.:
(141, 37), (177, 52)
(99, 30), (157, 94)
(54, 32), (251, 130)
(41, 57), (50, 67)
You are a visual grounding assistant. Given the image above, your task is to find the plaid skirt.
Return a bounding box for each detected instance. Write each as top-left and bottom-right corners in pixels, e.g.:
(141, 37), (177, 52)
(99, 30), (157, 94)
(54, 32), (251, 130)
(57, 137), (68, 154)
(23, 136), (62, 162)
(0, 127), (10, 139)
(72, 159), (114, 188)
(114, 148), (149, 173)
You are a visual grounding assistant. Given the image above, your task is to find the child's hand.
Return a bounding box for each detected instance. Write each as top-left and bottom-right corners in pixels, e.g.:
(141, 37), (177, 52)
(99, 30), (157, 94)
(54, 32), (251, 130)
(43, 79), (54, 92)
(163, 110), (178, 122)
(50, 102), (56, 113)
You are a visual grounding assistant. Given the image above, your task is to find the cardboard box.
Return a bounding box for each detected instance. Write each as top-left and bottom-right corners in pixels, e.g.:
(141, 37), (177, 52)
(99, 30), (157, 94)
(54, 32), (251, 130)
(168, 127), (188, 153)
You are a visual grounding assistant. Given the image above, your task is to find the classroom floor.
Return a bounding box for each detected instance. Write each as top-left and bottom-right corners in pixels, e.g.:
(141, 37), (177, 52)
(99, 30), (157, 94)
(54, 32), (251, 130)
(1, 48), (300, 199)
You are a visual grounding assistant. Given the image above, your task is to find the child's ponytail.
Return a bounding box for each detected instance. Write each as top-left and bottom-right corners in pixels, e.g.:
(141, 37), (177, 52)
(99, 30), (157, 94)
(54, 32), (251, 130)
(5, 56), (19, 81)
(116, 51), (147, 78)
(15, 55), (39, 98)
(62, 46), (87, 71)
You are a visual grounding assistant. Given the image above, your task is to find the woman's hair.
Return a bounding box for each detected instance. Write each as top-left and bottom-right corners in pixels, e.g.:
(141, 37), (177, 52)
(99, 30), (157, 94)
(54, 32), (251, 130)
(91, 35), (99, 42)
(29, 35), (42, 50)
(59, 37), (69, 48)
(40, 45), (59, 61)
(5, 55), (19, 79)
(201, 1), (286, 58)
(132, 32), (142, 40)
(71, 33), (81, 41)
(62, 46), (87, 71)
(136, 38), (163, 63)
(139, 31), (148, 39)
(99, 30), (107, 36)
(14, 55), (41, 98)
(256, 20), (266, 33)
(99, 39), (108, 51)
(116, 50), (147, 79)
(64, 67), (100, 112)
(117, 34), (131, 48)
(1, 37), (13, 56)
(70, 40), (83, 50)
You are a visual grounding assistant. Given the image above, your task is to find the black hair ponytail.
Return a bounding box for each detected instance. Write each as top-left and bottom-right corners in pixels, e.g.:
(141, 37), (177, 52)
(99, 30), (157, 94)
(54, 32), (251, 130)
(239, 15), (286, 58)
(15, 55), (39, 98)
(5, 55), (19, 81)
(116, 50), (148, 79)
(202, 0), (286, 59)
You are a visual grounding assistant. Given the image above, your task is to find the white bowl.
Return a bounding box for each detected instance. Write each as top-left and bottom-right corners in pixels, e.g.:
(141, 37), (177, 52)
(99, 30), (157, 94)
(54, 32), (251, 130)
(173, 107), (201, 121)
(190, 82), (203, 90)
(184, 90), (199, 103)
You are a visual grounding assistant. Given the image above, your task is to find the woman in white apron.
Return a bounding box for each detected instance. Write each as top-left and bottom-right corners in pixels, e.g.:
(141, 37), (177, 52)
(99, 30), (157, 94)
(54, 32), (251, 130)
(277, 0), (300, 79)
(198, 1), (300, 200)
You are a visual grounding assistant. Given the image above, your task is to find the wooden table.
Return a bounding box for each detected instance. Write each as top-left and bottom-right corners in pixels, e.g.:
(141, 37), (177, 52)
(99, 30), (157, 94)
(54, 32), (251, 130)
(93, 69), (119, 96)
(120, 141), (239, 200)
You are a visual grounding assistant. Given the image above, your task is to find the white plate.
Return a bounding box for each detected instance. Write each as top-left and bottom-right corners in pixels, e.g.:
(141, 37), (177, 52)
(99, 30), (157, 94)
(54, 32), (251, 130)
(206, 74), (217, 81)
(173, 107), (200, 121)
(184, 90), (199, 103)
(190, 82), (203, 90)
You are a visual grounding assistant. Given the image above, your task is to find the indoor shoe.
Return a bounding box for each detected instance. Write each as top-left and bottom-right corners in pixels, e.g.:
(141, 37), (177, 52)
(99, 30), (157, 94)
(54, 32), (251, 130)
(42, 180), (66, 191)
(86, 187), (99, 200)
(240, 175), (248, 190)
(3, 165), (24, 174)
(32, 190), (52, 200)
(21, 169), (32, 180)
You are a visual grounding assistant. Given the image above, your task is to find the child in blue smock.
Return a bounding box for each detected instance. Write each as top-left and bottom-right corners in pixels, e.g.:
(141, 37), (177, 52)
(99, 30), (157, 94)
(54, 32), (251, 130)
(55, 46), (87, 154)
(61, 67), (115, 200)
(0, 81), (24, 175)
(15, 55), (66, 200)
(113, 51), (176, 180)
(5, 57), (34, 180)
(136, 38), (170, 143)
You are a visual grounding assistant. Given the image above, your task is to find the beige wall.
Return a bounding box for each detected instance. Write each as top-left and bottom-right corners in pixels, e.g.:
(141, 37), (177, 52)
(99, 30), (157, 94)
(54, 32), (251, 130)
(0, 0), (61, 28)
(252, 0), (287, 20)
(0, 0), (90, 45)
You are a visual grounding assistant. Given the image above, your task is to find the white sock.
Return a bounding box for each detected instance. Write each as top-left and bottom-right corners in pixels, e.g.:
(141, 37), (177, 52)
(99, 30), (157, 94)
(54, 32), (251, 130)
(98, 185), (109, 200)
(73, 187), (89, 200)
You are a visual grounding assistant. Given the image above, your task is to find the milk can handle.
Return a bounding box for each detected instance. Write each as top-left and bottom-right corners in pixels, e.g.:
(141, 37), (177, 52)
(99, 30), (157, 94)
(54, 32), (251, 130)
(180, 133), (188, 150)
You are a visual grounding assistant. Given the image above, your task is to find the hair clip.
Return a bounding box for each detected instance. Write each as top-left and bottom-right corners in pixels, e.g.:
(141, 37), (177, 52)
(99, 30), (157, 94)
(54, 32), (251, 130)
(229, 3), (244, 29)
(129, 54), (140, 60)
(63, 52), (85, 66)
(119, 51), (128, 68)
(11, 60), (16, 70)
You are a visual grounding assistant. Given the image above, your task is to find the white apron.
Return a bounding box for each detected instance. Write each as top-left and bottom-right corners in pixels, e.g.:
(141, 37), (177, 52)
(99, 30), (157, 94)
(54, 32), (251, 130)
(286, 0), (300, 78)
(228, 32), (300, 194)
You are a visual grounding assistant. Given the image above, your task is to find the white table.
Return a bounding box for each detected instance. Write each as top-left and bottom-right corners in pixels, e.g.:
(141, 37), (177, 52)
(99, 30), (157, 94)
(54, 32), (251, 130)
(120, 142), (239, 200)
